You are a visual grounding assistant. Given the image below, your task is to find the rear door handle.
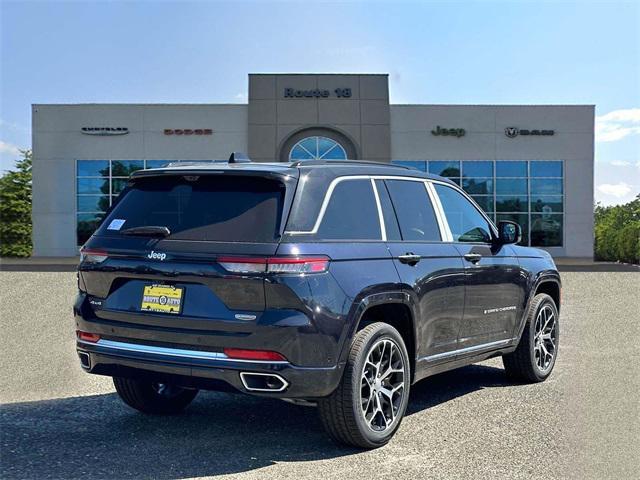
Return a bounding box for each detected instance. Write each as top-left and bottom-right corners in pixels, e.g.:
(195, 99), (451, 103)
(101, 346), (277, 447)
(463, 253), (482, 264)
(398, 253), (421, 265)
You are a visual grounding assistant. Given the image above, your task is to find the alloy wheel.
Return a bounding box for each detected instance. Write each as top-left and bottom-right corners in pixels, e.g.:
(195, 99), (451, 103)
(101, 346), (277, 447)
(533, 304), (558, 373)
(360, 339), (406, 432)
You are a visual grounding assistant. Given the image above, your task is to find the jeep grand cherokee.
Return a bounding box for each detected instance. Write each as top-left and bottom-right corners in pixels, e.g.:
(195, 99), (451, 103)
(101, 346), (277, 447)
(75, 156), (560, 448)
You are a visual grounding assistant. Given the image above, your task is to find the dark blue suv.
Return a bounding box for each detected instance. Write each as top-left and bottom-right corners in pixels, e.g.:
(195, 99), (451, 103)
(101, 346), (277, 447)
(75, 157), (561, 448)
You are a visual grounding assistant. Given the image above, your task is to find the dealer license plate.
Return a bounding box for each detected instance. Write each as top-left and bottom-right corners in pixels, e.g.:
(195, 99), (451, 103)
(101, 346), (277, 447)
(141, 284), (183, 314)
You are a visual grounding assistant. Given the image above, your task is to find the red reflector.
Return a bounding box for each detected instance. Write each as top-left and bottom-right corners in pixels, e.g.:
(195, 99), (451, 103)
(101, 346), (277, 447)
(223, 348), (287, 362)
(77, 331), (101, 343)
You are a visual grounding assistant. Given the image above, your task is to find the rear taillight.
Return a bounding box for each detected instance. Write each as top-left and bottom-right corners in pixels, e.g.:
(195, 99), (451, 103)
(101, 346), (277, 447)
(223, 348), (287, 362)
(77, 331), (101, 343)
(80, 248), (108, 264)
(217, 256), (330, 274)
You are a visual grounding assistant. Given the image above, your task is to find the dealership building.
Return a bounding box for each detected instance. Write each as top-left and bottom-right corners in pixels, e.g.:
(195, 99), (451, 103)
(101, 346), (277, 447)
(32, 73), (594, 258)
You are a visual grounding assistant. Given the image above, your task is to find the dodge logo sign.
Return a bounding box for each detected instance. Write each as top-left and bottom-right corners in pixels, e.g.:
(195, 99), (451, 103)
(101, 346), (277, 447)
(81, 127), (129, 136)
(505, 127), (554, 138)
(164, 129), (213, 135)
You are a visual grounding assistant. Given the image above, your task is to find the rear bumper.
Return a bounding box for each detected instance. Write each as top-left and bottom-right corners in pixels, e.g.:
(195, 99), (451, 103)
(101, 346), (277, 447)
(77, 339), (342, 398)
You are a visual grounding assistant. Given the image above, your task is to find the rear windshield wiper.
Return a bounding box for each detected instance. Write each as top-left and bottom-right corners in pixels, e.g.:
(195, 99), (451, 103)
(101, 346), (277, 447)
(120, 226), (171, 237)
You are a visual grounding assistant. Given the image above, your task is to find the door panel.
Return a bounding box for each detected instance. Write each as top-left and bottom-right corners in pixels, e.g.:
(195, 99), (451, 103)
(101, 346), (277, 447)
(388, 243), (466, 358)
(455, 244), (526, 348)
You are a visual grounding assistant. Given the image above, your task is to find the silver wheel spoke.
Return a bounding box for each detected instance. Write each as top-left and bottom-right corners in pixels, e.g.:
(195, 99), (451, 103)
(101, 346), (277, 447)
(360, 338), (405, 432)
(534, 304), (558, 373)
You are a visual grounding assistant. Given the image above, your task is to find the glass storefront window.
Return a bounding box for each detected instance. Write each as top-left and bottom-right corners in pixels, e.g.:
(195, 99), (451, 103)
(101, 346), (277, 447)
(111, 160), (144, 176)
(77, 177), (109, 195)
(531, 178), (563, 195)
(496, 195), (528, 212)
(531, 195), (563, 213)
(531, 214), (563, 246)
(530, 161), (562, 177)
(428, 161), (460, 177)
(77, 160), (109, 177)
(462, 178), (493, 194)
(496, 178), (528, 195)
(462, 161), (493, 177)
(496, 161), (527, 177)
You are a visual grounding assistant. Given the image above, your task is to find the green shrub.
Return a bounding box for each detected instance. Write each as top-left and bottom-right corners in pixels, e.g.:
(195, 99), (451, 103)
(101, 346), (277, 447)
(594, 195), (640, 264)
(0, 149), (32, 257)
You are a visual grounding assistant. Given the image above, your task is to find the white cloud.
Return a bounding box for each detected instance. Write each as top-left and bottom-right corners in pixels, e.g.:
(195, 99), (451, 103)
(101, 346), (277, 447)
(234, 92), (247, 102)
(0, 140), (21, 156)
(597, 182), (633, 198)
(610, 160), (632, 166)
(595, 108), (640, 142)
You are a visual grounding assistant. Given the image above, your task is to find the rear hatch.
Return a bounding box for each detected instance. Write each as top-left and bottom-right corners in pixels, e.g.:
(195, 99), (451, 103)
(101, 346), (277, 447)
(78, 168), (297, 336)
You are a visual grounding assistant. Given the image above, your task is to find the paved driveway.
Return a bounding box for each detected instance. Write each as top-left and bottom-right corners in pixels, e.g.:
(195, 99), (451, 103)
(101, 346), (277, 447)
(1, 271), (638, 479)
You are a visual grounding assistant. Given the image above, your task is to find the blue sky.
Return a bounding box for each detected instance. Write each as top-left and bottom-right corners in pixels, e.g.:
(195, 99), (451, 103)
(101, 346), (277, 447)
(1, 0), (638, 205)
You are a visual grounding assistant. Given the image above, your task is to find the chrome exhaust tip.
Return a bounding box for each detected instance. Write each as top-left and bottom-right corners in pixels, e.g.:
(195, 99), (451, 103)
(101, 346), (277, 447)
(78, 351), (91, 369)
(240, 372), (289, 392)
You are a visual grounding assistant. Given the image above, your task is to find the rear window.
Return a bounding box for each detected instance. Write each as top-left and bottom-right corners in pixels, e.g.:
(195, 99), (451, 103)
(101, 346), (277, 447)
(97, 175), (285, 242)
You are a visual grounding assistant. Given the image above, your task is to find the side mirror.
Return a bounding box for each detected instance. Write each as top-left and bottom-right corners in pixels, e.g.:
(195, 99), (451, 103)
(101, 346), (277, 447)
(497, 221), (522, 245)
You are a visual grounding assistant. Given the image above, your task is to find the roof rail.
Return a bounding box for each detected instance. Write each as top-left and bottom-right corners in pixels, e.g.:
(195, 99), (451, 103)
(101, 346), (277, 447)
(290, 159), (411, 169)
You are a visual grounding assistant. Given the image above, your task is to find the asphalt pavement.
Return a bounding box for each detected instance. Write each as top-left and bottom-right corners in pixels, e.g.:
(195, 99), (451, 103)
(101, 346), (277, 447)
(1, 271), (638, 479)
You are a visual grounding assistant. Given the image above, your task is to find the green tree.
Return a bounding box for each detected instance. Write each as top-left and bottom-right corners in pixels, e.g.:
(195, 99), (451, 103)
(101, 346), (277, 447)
(594, 194), (640, 264)
(0, 149), (32, 257)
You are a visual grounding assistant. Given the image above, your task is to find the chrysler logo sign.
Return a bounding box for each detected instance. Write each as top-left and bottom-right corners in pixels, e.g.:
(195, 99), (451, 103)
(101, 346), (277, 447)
(81, 127), (129, 136)
(505, 127), (554, 138)
(284, 88), (352, 98)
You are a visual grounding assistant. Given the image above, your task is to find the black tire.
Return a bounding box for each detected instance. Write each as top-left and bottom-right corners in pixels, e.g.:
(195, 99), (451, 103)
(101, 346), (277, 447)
(318, 322), (411, 449)
(113, 377), (198, 414)
(503, 293), (559, 383)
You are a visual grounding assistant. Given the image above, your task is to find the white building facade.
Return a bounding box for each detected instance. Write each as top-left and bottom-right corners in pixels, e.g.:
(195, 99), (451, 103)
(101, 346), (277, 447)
(32, 74), (594, 257)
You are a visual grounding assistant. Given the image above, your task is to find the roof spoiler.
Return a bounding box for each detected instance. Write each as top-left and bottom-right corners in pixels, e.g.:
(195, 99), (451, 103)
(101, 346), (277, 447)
(228, 152), (251, 163)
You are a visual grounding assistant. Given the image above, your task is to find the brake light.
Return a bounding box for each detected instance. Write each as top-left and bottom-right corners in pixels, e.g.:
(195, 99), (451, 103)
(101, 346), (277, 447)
(218, 256), (330, 274)
(223, 348), (287, 362)
(80, 248), (108, 264)
(77, 331), (101, 343)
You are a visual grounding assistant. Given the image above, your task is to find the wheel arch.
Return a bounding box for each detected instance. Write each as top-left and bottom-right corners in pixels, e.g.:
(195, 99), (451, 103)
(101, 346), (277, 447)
(346, 292), (418, 383)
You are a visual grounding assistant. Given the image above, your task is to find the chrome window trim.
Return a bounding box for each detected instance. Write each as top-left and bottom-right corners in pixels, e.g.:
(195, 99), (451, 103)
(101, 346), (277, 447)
(286, 175), (434, 236)
(78, 339), (290, 364)
(370, 178), (387, 241)
(430, 181), (499, 241)
(424, 181), (453, 242)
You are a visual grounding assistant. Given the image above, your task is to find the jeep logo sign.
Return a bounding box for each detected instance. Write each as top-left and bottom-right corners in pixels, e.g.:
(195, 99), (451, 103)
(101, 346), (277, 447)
(431, 126), (466, 138)
(505, 127), (554, 138)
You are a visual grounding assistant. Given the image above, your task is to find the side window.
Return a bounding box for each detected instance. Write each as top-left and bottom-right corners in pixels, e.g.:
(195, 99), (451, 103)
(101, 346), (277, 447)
(374, 180), (401, 241)
(316, 179), (381, 240)
(385, 180), (441, 241)
(434, 184), (493, 243)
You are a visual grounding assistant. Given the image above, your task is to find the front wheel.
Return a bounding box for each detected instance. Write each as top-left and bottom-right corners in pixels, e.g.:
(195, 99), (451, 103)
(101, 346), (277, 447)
(113, 377), (198, 414)
(318, 322), (411, 449)
(503, 293), (559, 382)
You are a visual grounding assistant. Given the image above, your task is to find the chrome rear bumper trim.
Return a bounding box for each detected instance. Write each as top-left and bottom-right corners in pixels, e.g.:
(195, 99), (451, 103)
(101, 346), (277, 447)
(77, 339), (289, 364)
